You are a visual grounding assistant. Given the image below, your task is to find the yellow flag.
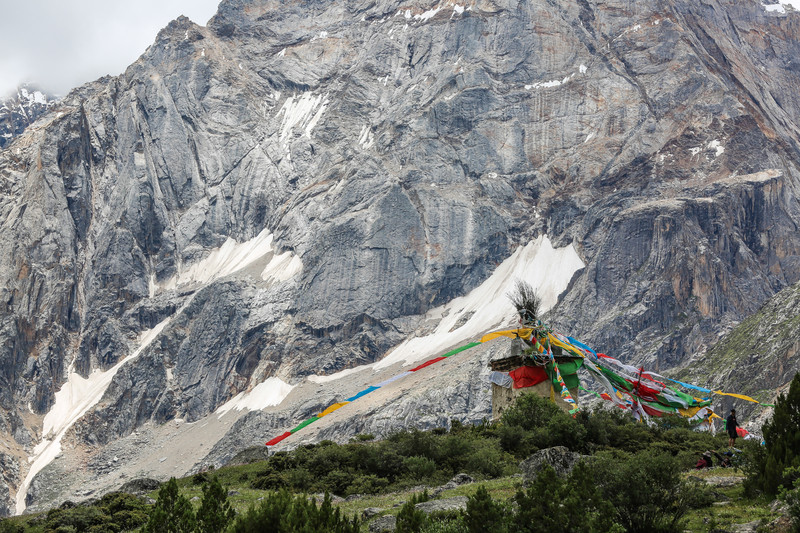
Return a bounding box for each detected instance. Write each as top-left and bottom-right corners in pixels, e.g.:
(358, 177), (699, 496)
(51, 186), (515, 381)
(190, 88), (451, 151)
(480, 328), (533, 343)
(317, 402), (350, 418)
(678, 406), (701, 417)
(713, 391), (761, 404)
(547, 334), (585, 358)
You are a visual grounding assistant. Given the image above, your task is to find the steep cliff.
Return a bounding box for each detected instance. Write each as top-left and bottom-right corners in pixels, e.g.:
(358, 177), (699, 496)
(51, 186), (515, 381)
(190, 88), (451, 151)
(2, 0), (800, 515)
(676, 277), (800, 424)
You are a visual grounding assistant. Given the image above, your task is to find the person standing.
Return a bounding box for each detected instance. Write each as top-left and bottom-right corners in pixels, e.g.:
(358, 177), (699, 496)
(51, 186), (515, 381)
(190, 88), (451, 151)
(726, 408), (738, 447)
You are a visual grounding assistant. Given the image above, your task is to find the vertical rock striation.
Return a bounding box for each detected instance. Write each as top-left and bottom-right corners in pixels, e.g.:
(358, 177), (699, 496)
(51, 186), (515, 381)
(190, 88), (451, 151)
(1, 0), (800, 514)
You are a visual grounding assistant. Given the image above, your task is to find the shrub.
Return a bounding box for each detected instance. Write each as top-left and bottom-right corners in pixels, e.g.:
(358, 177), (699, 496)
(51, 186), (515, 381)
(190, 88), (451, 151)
(465, 485), (507, 533)
(495, 423), (530, 455)
(143, 477), (196, 533)
(421, 510), (468, 533)
(322, 469), (352, 495)
(500, 392), (563, 433)
(779, 466), (800, 533)
(193, 471), (210, 485)
(44, 506), (113, 532)
(251, 470), (286, 491)
(500, 392), (586, 453)
(421, 516), (469, 533)
(0, 520), (26, 533)
(513, 463), (620, 533)
(396, 491), (430, 533)
(196, 476), (236, 533)
(346, 473), (390, 495)
(590, 450), (691, 533)
(35, 491), (148, 532)
(404, 456), (438, 479)
(230, 490), (359, 533)
(761, 373), (800, 495)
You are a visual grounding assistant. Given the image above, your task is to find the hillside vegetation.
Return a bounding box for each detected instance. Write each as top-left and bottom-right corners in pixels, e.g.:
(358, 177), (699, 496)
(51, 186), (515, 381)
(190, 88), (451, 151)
(4, 381), (800, 532)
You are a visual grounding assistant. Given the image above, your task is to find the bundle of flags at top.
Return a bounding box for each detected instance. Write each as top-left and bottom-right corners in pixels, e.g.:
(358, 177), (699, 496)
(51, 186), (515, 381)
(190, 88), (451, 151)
(485, 281), (717, 426)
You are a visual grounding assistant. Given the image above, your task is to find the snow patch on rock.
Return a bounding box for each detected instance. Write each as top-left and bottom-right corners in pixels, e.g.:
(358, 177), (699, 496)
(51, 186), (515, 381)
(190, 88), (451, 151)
(155, 228), (301, 293)
(216, 377), (295, 416)
(17, 318), (173, 514)
(277, 92), (330, 141)
(375, 235), (584, 370)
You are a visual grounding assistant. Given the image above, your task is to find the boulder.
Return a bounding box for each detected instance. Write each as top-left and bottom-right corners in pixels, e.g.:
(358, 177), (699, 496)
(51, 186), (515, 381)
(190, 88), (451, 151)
(226, 446), (271, 466)
(119, 478), (161, 495)
(519, 446), (584, 486)
(701, 476), (745, 488)
(432, 473), (474, 496)
(369, 514), (396, 532)
(362, 507), (384, 519)
(415, 496), (469, 514)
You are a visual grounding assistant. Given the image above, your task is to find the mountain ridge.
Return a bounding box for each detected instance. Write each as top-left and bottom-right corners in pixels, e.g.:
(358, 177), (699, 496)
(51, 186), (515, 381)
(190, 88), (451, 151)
(2, 0), (800, 515)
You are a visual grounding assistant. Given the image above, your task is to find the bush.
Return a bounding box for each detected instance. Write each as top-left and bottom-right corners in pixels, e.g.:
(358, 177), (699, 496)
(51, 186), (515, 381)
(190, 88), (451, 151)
(513, 463), (621, 533)
(193, 471), (210, 485)
(590, 450), (691, 533)
(421, 516), (469, 533)
(500, 392), (586, 453)
(230, 490), (359, 533)
(322, 470), (352, 495)
(248, 426), (516, 496)
(404, 456), (438, 479)
(396, 491), (429, 533)
(45, 506), (118, 532)
(143, 477), (196, 533)
(495, 423), (529, 455)
(779, 466), (800, 533)
(196, 476), (236, 533)
(346, 473), (390, 495)
(761, 373), (800, 495)
(0, 520), (26, 533)
(251, 470), (286, 491)
(465, 485), (507, 533)
(500, 392), (564, 433)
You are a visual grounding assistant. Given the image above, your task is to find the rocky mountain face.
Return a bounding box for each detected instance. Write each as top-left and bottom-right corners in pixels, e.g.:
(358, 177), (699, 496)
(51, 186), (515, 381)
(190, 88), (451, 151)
(677, 277), (800, 426)
(2, 0), (800, 516)
(0, 84), (58, 148)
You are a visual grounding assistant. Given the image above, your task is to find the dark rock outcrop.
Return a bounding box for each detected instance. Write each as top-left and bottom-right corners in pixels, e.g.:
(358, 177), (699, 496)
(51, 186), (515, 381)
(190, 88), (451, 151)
(118, 478), (161, 495)
(369, 514), (397, 533)
(415, 495), (469, 514)
(519, 446), (584, 485)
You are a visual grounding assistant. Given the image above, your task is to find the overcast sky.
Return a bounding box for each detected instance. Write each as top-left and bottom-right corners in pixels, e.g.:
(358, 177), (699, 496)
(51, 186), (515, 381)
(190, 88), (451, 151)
(0, 0), (221, 98)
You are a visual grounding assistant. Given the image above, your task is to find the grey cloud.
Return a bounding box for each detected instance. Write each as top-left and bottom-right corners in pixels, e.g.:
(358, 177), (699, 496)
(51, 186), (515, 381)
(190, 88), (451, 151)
(0, 0), (220, 97)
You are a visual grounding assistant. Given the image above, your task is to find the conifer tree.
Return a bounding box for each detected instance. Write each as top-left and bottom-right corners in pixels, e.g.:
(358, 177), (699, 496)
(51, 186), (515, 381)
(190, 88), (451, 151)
(143, 477), (196, 533)
(762, 372), (800, 495)
(196, 476), (236, 533)
(466, 485), (506, 533)
(396, 491), (428, 533)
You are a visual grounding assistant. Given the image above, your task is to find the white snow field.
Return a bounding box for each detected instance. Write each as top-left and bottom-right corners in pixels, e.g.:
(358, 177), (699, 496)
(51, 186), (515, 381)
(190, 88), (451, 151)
(375, 234), (584, 369)
(155, 228), (302, 293)
(216, 377), (296, 417)
(302, 235), (584, 385)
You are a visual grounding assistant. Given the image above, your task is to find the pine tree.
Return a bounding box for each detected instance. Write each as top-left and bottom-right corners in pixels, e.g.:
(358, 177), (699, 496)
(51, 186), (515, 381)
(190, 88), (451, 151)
(143, 477), (196, 533)
(229, 489), (359, 533)
(396, 491), (428, 533)
(465, 485), (506, 533)
(762, 372), (800, 495)
(196, 476), (236, 533)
